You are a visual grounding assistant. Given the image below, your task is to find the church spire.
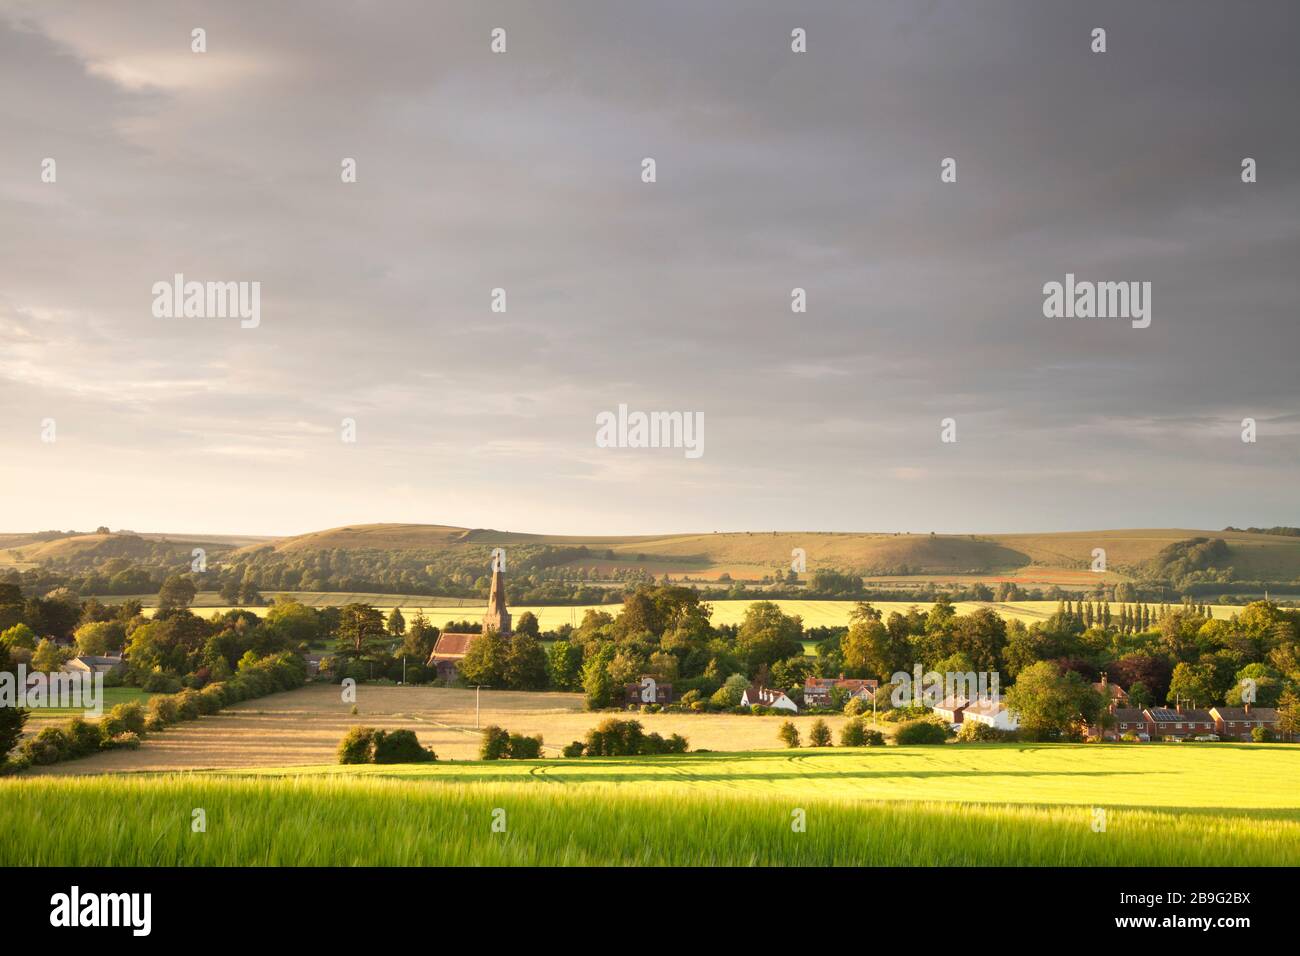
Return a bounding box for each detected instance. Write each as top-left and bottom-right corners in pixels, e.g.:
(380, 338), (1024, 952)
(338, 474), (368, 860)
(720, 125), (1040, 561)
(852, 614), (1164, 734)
(483, 563), (512, 635)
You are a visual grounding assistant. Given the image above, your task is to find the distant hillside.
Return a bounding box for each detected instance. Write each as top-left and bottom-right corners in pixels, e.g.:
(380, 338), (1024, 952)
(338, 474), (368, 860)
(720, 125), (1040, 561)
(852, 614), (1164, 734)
(230, 523), (1300, 583)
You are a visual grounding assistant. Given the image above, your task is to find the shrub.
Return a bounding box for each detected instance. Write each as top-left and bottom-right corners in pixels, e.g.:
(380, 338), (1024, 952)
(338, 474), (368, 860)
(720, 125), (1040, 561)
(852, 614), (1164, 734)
(20, 727), (70, 765)
(1252, 726), (1275, 743)
(863, 729), (886, 746)
(665, 733), (688, 754)
(896, 719), (949, 745)
(777, 721), (801, 748)
(562, 740), (586, 758)
(843, 698), (869, 718)
(839, 719), (867, 747)
(197, 684), (227, 715)
(372, 729), (436, 764)
(508, 734), (544, 759)
(337, 726), (376, 764)
(957, 721), (1008, 743)
(142, 672), (183, 694)
(147, 695), (179, 726)
(479, 725), (511, 760)
(808, 719), (832, 747)
(64, 718), (103, 757)
(173, 689), (201, 720)
(100, 702), (146, 737)
(102, 731), (141, 750)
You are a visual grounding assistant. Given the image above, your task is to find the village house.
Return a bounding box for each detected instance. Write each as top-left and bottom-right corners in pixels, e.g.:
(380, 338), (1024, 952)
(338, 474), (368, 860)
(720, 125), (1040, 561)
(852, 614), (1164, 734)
(1209, 705), (1281, 741)
(1088, 706), (1151, 741)
(60, 655), (125, 677)
(932, 696), (971, 726)
(961, 698), (1019, 730)
(1092, 673), (1128, 705)
(624, 675), (673, 706)
(740, 685), (798, 713)
(1142, 705), (1215, 740)
(803, 676), (878, 709)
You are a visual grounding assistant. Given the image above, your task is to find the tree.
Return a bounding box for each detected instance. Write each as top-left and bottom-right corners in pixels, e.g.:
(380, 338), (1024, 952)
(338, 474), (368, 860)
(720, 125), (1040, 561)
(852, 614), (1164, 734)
(337, 727), (376, 764)
(808, 718), (832, 747)
(1274, 688), (1300, 742)
(74, 621), (124, 656)
(895, 719), (949, 744)
(334, 604), (388, 662)
(839, 719), (868, 746)
(385, 607), (406, 637)
(735, 602), (804, 674)
(31, 638), (68, 673)
(547, 640), (583, 691)
(0, 623), (38, 650)
(504, 632), (549, 690)
(1167, 662), (1215, 708)
(513, 611), (541, 639)
(777, 721), (801, 748)
(1126, 680), (1153, 709)
(581, 649), (616, 710)
(479, 725), (511, 760)
(459, 629), (510, 687)
(157, 575), (197, 613)
(1005, 661), (1103, 740)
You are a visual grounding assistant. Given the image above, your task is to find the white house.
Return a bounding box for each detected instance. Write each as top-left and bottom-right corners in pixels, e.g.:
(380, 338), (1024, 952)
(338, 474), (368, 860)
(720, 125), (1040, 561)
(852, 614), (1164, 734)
(961, 698), (1019, 731)
(740, 685), (798, 713)
(932, 695), (970, 726)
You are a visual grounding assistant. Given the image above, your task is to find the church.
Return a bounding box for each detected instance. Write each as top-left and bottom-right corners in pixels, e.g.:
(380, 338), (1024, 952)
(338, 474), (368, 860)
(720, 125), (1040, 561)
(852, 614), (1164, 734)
(426, 562), (512, 682)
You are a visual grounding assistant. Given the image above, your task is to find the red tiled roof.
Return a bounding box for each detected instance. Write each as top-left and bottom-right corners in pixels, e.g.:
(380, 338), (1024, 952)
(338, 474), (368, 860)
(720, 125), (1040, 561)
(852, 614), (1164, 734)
(431, 632), (477, 659)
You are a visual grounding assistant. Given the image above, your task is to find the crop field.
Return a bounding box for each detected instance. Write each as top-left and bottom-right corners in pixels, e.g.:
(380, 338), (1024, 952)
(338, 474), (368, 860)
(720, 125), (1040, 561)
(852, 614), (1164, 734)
(20, 684), (872, 771)
(122, 595), (1247, 630)
(3, 743), (1297, 866)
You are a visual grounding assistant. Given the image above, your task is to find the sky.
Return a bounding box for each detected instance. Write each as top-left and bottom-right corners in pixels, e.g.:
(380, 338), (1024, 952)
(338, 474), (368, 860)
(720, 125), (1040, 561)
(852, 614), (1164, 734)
(1, 0), (1297, 537)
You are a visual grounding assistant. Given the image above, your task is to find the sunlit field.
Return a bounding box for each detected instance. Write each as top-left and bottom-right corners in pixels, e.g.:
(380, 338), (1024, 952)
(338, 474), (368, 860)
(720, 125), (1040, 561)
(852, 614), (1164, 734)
(4, 743), (1298, 866)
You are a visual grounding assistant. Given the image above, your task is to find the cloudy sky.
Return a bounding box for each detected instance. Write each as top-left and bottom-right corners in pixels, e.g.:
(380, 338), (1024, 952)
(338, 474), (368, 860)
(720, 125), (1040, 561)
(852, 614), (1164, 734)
(1, 0), (1297, 537)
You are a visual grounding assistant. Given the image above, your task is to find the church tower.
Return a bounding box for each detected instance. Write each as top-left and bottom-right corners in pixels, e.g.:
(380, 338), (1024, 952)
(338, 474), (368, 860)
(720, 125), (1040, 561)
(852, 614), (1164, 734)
(482, 562), (512, 636)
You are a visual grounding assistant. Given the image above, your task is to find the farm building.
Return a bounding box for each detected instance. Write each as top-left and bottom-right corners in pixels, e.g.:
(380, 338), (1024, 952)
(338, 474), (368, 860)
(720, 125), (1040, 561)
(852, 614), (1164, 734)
(740, 685), (798, 712)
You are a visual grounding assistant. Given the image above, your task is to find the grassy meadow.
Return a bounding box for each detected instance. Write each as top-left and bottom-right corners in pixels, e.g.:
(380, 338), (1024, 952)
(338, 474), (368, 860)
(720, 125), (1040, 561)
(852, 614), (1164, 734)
(3, 744), (1298, 866)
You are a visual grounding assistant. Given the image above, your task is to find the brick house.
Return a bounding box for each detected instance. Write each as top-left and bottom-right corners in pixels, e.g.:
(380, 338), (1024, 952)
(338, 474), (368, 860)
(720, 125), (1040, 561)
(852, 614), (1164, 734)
(1088, 705), (1151, 741)
(1143, 705), (1215, 740)
(1209, 705), (1281, 741)
(1092, 673), (1129, 706)
(803, 676), (878, 709)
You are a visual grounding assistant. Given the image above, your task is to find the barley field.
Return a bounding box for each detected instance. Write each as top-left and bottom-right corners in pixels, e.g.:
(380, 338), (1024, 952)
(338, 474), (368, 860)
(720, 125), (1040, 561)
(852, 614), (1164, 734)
(4, 744), (1298, 866)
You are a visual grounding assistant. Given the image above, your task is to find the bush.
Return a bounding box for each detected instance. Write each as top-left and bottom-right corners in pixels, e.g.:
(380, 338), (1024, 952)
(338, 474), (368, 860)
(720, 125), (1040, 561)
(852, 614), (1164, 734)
(896, 719), (949, 745)
(173, 689), (201, 720)
(101, 731), (141, 750)
(808, 719), (832, 747)
(777, 721), (801, 748)
(20, 727), (70, 765)
(956, 721), (1010, 743)
(843, 698), (869, 718)
(147, 695), (179, 726)
(64, 718), (103, 757)
(562, 740), (586, 758)
(337, 726), (377, 764)
(197, 684), (227, 715)
(863, 729), (886, 746)
(479, 725), (511, 760)
(1252, 726), (1276, 743)
(839, 719), (867, 747)
(100, 702), (146, 737)
(507, 733), (543, 759)
(142, 672), (183, 694)
(372, 729), (436, 764)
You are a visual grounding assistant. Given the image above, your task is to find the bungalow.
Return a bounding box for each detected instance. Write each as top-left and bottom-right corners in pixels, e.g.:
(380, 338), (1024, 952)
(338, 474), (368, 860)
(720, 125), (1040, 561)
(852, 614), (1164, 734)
(961, 698), (1019, 731)
(1209, 705), (1281, 741)
(740, 685), (798, 713)
(1143, 705), (1215, 740)
(624, 676), (674, 706)
(932, 696), (971, 725)
(803, 676), (878, 709)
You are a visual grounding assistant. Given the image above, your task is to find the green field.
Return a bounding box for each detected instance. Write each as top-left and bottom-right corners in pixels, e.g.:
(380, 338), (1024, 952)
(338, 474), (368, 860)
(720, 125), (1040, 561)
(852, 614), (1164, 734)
(24, 686), (154, 719)
(4, 744), (1296, 866)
